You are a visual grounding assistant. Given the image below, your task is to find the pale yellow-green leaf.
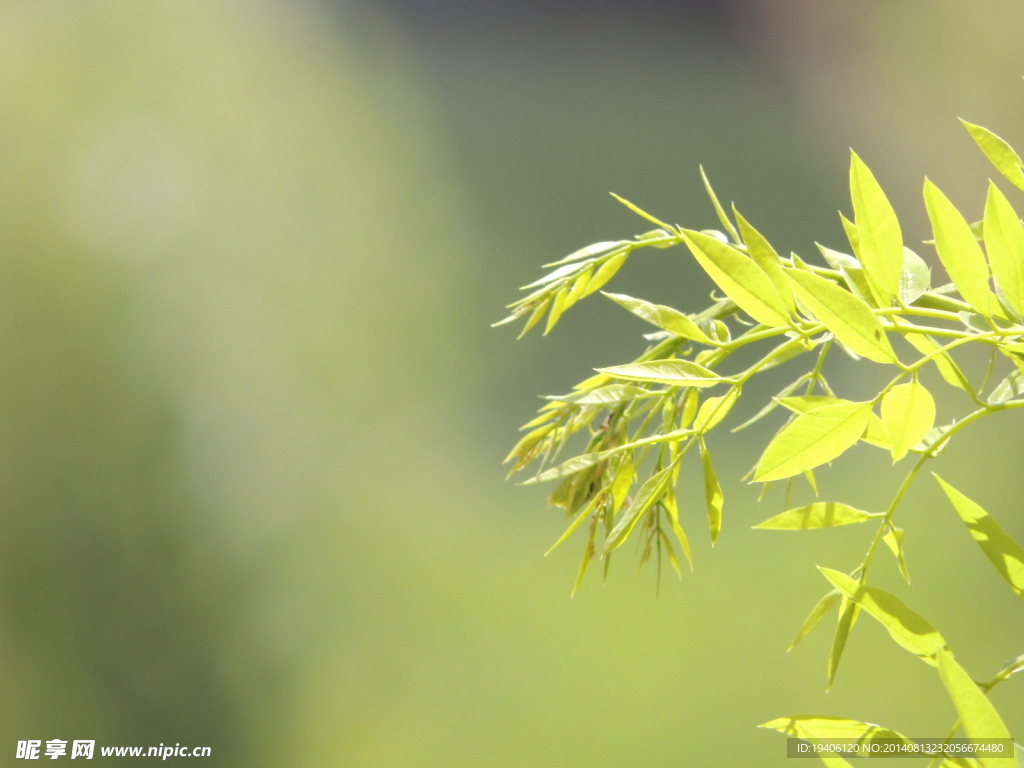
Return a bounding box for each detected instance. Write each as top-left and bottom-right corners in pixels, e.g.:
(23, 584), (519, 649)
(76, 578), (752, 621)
(880, 380), (936, 462)
(850, 152), (903, 304)
(694, 388), (740, 432)
(661, 487), (692, 570)
(788, 591), (840, 651)
(961, 118), (1024, 192)
(700, 440), (723, 545)
(935, 475), (1024, 600)
(883, 526), (911, 583)
(602, 291), (711, 342)
(936, 650), (1016, 768)
(596, 359), (729, 388)
(544, 240), (627, 268)
(610, 192), (673, 231)
(733, 207), (796, 311)
(819, 567), (949, 665)
(543, 288), (569, 335)
(760, 714), (907, 743)
(755, 402), (873, 482)
(681, 230), (790, 327)
(778, 395), (848, 414)
(544, 491), (602, 556)
(700, 165), (740, 242)
(582, 251), (629, 297)
(900, 247), (931, 304)
(754, 502), (878, 530)
(604, 460), (677, 553)
(828, 600), (859, 690)
(860, 412), (891, 449)
(517, 298), (551, 339)
(610, 452), (634, 515)
(904, 333), (972, 393)
(983, 182), (1024, 320)
(543, 383), (653, 406)
(924, 179), (999, 317)
(785, 268), (898, 364)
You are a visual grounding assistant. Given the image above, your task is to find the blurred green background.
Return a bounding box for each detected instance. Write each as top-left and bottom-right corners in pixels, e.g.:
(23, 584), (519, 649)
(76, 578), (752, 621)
(0, 0), (1021, 765)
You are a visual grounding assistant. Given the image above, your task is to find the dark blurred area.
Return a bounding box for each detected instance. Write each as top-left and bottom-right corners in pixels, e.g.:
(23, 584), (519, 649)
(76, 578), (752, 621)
(0, 1), (1020, 765)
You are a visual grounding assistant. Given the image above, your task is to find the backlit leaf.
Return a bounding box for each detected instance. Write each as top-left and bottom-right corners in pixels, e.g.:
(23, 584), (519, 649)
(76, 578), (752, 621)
(788, 591), (840, 651)
(819, 568), (949, 665)
(700, 165), (740, 242)
(924, 179), (999, 317)
(754, 502), (878, 530)
(755, 402), (873, 482)
(880, 380), (936, 462)
(603, 291), (711, 342)
(850, 152), (903, 304)
(604, 460), (678, 553)
(904, 333), (972, 393)
(544, 383), (653, 406)
(681, 230), (790, 327)
(828, 600), (859, 690)
(883, 526), (911, 583)
(700, 439), (723, 545)
(785, 268), (898, 364)
(778, 395), (848, 414)
(987, 371), (1024, 405)
(596, 359), (730, 388)
(935, 475), (1024, 599)
(734, 207), (796, 311)
(900, 247), (931, 305)
(961, 119), (1024, 192)
(582, 251), (629, 297)
(544, 240), (628, 267)
(936, 649), (1016, 768)
(760, 714), (907, 743)
(694, 388), (740, 432)
(982, 183), (1024, 320)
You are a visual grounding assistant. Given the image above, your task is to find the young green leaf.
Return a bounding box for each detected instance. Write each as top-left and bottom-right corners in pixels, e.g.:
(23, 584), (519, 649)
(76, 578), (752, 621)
(982, 182), (1024, 320)
(760, 714), (907, 743)
(850, 152), (904, 304)
(880, 380), (936, 462)
(700, 165), (741, 242)
(900, 247), (931, 305)
(544, 240), (627, 268)
(883, 525), (911, 583)
(571, 524), (597, 598)
(987, 371), (1024, 405)
(700, 439), (723, 544)
(661, 486), (693, 570)
(819, 568), (949, 665)
(778, 395), (848, 414)
(754, 401), (874, 482)
(521, 450), (611, 485)
(604, 460), (677, 553)
(860, 412), (891, 449)
(754, 502), (878, 530)
(785, 268), (898, 364)
(936, 649), (1016, 768)
(694, 389), (740, 432)
(602, 291), (711, 342)
(731, 375), (812, 432)
(788, 591), (840, 651)
(934, 475), (1024, 600)
(828, 600), (859, 690)
(609, 452), (634, 514)
(543, 289), (570, 335)
(596, 359), (730, 388)
(904, 333), (972, 393)
(924, 179), (999, 317)
(543, 383), (653, 406)
(544, 490), (603, 556)
(960, 118), (1024, 192)
(582, 251), (629, 297)
(733, 207), (796, 311)
(610, 192), (673, 231)
(680, 230), (790, 327)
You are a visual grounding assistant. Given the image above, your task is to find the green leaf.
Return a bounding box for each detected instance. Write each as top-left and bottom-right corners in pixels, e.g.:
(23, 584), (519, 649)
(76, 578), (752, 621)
(517, 298), (551, 338)
(883, 525), (911, 583)
(602, 291), (711, 342)
(604, 460), (677, 553)
(700, 165), (741, 242)
(785, 268), (898, 364)
(571, 525), (597, 598)
(860, 412), (891, 449)
(924, 179), (999, 316)
(543, 383), (653, 406)
(582, 251), (629, 297)
(904, 333), (972, 393)
(754, 401), (873, 482)
(544, 240), (627, 267)
(700, 439), (723, 545)
(680, 230), (790, 327)
(828, 600), (859, 690)
(934, 475), (1024, 600)
(936, 649), (1016, 768)
(544, 490), (602, 556)
(880, 380), (936, 462)
(543, 289), (569, 335)
(731, 375), (811, 432)
(609, 452), (633, 514)
(819, 568), (949, 665)
(610, 192), (673, 231)
(754, 502), (878, 530)
(850, 151), (903, 304)
(734, 207), (796, 311)
(961, 118), (1024, 192)
(778, 395), (848, 414)
(596, 359), (730, 388)
(900, 247), (932, 304)
(788, 591), (840, 651)
(983, 183), (1024, 320)
(694, 388), (740, 432)
(522, 451), (611, 485)
(987, 371), (1024, 405)
(760, 714), (907, 743)
(661, 485), (693, 570)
